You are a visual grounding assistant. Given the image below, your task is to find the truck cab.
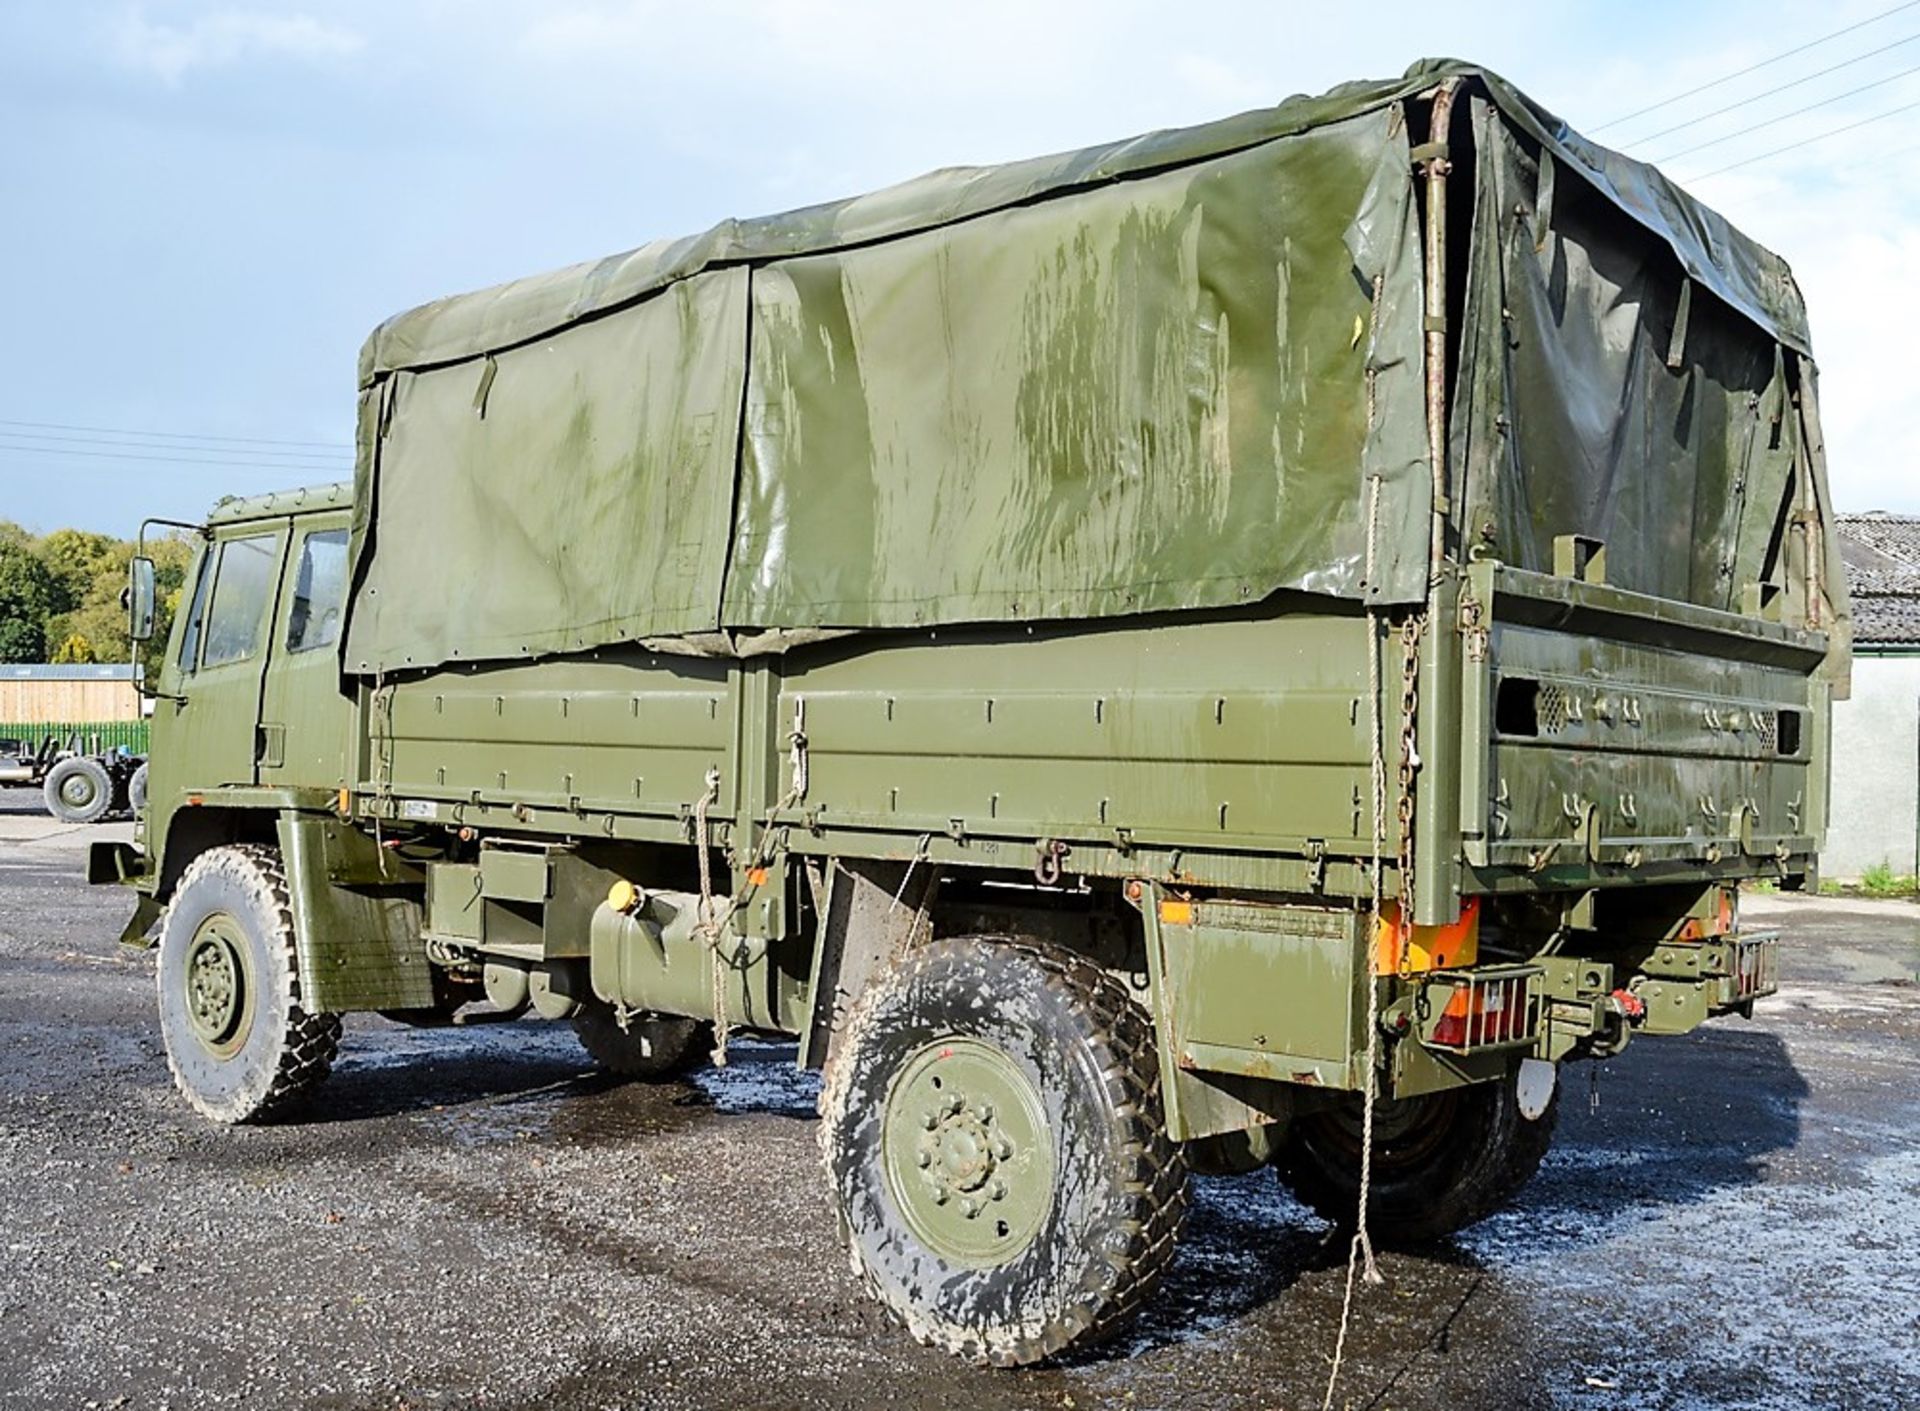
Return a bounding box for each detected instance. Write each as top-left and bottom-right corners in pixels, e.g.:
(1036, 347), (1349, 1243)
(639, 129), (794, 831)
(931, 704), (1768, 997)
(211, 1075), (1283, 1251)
(101, 483), (354, 908)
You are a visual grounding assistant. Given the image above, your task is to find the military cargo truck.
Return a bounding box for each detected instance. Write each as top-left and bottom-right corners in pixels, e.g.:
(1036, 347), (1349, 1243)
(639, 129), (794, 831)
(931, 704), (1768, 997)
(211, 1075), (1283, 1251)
(95, 60), (1847, 1364)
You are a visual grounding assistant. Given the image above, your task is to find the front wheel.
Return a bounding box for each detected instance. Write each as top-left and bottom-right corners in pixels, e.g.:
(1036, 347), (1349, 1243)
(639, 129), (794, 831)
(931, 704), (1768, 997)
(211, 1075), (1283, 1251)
(156, 844), (340, 1124)
(43, 756), (112, 824)
(1274, 1076), (1558, 1244)
(821, 937), (1188, 1366)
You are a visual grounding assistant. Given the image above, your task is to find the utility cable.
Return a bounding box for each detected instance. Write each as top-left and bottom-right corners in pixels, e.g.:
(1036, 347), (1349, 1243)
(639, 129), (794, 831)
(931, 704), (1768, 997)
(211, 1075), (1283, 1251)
(1629, 30), (1920, 146)
(0, 442), (349, 473)
(1592, 0), (1920, 132)
(1685, 94), (1920, 179)
(1650, 57), (1920, 163)
(0, 416), (349, 450)
(0, 429), (346, 466)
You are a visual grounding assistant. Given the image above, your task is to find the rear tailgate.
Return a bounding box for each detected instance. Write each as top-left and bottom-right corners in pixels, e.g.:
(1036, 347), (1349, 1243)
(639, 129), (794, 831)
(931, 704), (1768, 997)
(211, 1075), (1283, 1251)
(1457, 562), (1828, 889)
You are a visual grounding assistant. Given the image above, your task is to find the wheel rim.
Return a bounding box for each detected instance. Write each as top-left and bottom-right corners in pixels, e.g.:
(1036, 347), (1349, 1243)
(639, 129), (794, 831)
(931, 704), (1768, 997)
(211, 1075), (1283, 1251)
(881, 1035), (1054, 1268)
(183, 915), (255, 1058)
(58, 772), (98, 809)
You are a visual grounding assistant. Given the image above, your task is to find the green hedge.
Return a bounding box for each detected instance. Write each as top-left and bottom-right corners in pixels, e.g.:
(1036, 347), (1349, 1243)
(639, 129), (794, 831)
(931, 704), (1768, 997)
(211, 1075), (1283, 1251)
(0, 720), (149, 755)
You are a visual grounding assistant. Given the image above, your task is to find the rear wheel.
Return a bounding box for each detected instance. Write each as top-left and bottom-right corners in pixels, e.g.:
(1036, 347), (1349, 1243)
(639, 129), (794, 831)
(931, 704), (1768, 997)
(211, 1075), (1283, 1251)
(571, 1001), (704, 1079)
(43, 756), (112, 824)
(820, 936), (1188, 1366)
(127, 761), (149, 813)
(156, 844), (340, 1124)
(1274, 1077), (1558, 1244)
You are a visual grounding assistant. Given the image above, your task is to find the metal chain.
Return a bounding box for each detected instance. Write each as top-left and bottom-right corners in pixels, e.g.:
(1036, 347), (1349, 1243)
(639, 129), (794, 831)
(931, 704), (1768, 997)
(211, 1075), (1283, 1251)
(691, 766), (730, 1067)
(690, 707), (812, 1069)
(1395, 615), (1426, 980)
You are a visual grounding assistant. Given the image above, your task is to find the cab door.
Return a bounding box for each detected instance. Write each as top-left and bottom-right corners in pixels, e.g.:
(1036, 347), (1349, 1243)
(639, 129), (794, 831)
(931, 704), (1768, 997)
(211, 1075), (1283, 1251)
(258, 513), (355, 790)
(150, 522), (290, 803)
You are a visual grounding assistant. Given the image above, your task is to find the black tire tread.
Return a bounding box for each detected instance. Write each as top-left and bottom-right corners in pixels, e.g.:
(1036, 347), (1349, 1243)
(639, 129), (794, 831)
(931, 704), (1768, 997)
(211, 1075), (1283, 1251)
(819, 936), (1188, 1366)
(571, 1005), (705, 1079)
(1275, 1080), (1559, 1245)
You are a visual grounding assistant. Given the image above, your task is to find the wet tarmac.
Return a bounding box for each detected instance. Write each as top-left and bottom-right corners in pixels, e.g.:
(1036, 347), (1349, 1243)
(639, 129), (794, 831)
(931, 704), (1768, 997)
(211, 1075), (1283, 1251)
(2, 792), (1916, 1410)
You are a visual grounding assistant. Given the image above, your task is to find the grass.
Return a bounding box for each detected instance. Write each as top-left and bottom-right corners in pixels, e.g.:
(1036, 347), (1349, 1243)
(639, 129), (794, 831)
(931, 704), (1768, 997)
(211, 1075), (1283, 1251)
(1816, 861), (1920, 900)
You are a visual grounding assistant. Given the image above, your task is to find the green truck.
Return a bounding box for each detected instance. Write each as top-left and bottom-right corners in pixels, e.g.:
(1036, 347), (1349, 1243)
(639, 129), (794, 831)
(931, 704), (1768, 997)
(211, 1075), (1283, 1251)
(96, 60), (1847, 1365)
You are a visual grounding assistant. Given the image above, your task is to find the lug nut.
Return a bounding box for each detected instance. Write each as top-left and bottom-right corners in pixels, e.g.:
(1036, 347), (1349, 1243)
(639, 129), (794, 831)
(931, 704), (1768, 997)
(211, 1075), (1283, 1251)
(994, 1138), (1014, 1160)
(974, 1102), (994, 1122)
(922, 1111), (939, 1131)
(989, 1180), (1006, 1201)
(916, 1151), (932, 1168)
(962, 1198), (982, 1219)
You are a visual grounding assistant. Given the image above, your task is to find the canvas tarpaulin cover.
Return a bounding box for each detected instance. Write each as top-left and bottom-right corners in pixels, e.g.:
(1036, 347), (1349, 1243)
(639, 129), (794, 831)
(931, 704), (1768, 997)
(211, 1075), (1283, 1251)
(1449, 96), (1845, 633)
(343, 59), (1838, 677)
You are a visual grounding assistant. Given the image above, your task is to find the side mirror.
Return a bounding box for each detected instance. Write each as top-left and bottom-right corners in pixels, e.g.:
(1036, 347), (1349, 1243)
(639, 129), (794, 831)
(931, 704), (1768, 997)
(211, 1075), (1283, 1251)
(128, 556), (157, 642)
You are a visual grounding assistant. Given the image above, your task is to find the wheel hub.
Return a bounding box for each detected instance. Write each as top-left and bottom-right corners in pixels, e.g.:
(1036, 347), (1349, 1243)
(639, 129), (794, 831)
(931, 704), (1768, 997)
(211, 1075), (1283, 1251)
(883, 1037), (1053, 1266)
(183, 916), (253, 1057)
(60, 774), (97, 807)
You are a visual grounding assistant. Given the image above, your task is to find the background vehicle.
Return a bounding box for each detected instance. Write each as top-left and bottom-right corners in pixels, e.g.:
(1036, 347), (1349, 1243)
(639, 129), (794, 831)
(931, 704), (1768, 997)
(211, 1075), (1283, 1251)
(93, 60), (1847, 1366)
(1, 732), (147, 823)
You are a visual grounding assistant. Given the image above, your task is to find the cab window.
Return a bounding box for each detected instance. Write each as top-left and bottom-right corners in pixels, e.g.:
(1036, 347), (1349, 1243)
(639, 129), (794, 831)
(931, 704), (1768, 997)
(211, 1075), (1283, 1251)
(174, 547), (214, 673)
(199, 533), (279, 669)
(286, 529), (349, 654)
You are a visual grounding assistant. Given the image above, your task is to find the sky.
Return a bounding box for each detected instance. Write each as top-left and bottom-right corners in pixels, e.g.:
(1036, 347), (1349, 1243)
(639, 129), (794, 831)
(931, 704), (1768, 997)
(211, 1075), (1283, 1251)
(2, 0), (1916, 536)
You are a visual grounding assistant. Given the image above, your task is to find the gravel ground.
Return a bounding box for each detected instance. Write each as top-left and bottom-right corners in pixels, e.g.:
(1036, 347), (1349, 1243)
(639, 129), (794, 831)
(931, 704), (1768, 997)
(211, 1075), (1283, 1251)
(2, 788), (1916, 1411)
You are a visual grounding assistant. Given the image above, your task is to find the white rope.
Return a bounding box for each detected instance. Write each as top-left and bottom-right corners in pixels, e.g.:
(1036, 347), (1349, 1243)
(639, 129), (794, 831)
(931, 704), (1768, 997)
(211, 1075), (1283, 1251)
(1323, 471), (1391, 1411)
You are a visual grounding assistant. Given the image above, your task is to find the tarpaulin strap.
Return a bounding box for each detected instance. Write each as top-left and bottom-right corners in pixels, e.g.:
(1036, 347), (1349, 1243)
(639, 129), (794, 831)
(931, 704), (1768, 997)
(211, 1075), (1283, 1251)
(472, 355), (498, 418)
(1667, 279), (1694, 370)
(376, 376), (397, 439)
(1532, 155), (1556, 253)
(1408, 140), (1450, 166)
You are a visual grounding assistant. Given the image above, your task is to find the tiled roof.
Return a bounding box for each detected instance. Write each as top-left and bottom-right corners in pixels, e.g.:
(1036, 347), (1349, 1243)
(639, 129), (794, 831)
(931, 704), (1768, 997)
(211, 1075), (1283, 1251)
(1838, 513), (1920, 646)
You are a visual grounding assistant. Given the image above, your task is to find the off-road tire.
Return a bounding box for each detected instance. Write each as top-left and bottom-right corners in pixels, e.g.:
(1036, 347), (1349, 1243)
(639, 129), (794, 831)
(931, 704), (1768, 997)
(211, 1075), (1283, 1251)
(1274, 1076), (1559, 1244)
(127, 761), (149, 814)
(820, 936), (1188, 1366)
(571, 1002), (705, 1079)
(43, 756), (113, 824)
(156, 844), (341, 1124)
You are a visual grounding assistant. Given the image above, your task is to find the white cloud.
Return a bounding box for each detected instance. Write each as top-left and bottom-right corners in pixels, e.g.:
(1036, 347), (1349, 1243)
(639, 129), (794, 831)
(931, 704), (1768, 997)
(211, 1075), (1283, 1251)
(108, 6), (363, 84)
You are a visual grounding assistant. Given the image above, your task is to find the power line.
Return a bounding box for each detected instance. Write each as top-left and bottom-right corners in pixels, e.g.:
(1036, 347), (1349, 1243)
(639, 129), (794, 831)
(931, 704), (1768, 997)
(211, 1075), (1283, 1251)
(1685, 95), (1920, 179)
(0, 429), (348, 466)
(1592, 0), (1920, 132)
(1630, 30), (1920, 147)
(1650, 57), (1920, 163)
(0, 417), (349, 451)
(0, 442), (351, 473)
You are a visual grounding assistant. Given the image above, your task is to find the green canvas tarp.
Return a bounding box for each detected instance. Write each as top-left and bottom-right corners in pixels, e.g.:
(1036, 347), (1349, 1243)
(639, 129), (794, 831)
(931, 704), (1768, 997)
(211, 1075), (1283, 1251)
(343, 58), (1839, 678)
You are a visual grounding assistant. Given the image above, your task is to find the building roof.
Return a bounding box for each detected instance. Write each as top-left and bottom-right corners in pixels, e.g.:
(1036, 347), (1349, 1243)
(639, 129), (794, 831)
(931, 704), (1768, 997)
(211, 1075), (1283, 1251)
(0, 664), (139, 681)
(1838, 513), (1920, 646)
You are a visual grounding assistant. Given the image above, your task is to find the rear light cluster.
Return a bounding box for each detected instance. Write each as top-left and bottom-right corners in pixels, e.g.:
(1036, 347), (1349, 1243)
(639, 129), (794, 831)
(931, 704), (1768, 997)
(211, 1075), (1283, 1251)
(1725, 932), (1780, 1002)
(1421, 967), (1541, 1053)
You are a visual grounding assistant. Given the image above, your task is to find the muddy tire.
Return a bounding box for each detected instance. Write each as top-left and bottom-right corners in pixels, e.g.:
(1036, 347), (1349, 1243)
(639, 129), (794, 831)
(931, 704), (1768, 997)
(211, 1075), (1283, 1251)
(156, 844), (341, 1124)
(571, 1002), (705, 1079)
(43, 756), (113, 824)
(1274, 1077), (1558, 1244)
(127, 761), (149, 814)
(820, 936), (1188, 1366)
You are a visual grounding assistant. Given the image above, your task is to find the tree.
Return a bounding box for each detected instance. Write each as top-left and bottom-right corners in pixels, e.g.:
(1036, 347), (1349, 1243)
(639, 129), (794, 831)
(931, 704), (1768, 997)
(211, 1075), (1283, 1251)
(36, 528), (119, 617)
(0, 542), (58, 662)
(51, 632), (97, 664)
